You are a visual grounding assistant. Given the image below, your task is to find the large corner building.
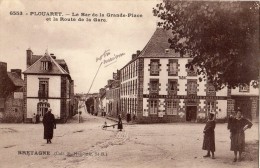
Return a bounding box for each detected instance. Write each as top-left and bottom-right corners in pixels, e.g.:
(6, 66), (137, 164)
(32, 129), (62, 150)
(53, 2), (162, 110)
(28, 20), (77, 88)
(120, 28), (259, 123)
(23, 49), (76, 123)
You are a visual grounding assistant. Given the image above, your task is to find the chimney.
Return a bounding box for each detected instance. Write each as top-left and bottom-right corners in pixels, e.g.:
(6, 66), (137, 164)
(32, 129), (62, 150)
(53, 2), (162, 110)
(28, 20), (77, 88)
(0, 62), (7, 76)
(132, 54), (137, 60)
(11, 69), (22, 78)
(50, 53), (56, 59)
(26, 48), (33, 68)
(136, 50), (141, 56)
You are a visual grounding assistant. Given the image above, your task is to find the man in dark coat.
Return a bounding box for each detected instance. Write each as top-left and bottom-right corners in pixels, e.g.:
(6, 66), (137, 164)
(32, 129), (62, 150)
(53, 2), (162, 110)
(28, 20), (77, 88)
(43, 108), (56, 144)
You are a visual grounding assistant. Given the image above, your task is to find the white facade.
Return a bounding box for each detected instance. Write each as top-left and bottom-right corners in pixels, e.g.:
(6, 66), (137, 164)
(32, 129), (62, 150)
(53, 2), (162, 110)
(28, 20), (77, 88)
(26, 75), (62, 119)
(27, 75), (61, 97)
(142, 57), (229, 120)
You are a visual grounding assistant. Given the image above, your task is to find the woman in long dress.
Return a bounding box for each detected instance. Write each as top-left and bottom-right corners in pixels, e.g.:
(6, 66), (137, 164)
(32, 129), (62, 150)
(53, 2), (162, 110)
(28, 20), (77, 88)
(202, 113), (216, 159)
(228, 110), (252, 162)
(117, 114), (123, 131)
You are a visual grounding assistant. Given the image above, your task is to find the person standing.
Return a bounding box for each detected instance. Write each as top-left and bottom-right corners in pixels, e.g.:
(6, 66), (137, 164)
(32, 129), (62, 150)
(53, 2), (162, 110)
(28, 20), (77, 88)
(36, 113), (40, 123)
(117, 114), (123, 131)
(228, 110), (252, 162)
(202, 113), (216, 159)
(32, 113), (36, 124)
(43, 108), (56, 144)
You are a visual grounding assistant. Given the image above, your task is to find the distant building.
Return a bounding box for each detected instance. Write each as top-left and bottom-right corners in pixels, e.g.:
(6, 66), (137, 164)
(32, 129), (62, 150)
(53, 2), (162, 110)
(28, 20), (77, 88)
(23, 48), (76, 123)
(84, 93), (99, 115)
(119, 28), (259, 123)
(0, 62), (24, 122)
(106, 71), (120, 118)
(99, 88), (106, 116)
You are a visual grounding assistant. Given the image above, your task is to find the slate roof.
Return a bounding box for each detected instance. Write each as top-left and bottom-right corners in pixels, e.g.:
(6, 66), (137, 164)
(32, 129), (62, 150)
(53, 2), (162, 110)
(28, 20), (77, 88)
(138, 28), (181, 58)
(7, 72), (24, 87)
(23, 52), (69, 75)
(56, 59), (70, 73)
(31, 55), (42, 65)
(120, 28), (182, 71)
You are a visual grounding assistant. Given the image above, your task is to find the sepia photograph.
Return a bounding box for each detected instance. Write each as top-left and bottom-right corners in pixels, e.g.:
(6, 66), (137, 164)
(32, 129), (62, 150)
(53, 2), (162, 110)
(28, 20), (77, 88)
(0, 0), (259, 168)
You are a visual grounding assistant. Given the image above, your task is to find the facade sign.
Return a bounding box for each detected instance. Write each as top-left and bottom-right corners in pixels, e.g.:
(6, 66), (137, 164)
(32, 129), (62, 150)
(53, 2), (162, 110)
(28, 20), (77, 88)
(143, 94), (227, 100)
(179, 76), (186, 80)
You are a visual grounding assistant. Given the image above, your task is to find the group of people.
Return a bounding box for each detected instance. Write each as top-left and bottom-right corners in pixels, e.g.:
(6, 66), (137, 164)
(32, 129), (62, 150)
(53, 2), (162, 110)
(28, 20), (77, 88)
(32, 113), (40, 124)
(202, 110), (253, 162)
(41, 107), (253, 162)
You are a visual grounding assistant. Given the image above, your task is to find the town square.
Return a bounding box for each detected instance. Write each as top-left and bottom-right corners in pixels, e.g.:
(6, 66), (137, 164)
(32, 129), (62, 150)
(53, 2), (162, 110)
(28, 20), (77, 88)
(0, 0), (259, 168)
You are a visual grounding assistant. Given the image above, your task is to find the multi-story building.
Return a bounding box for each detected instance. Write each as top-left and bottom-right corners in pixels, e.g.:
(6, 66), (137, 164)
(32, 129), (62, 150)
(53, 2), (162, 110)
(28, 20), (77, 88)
(99, 87), (106, 115)
(230, 82), (259, 122)
(119, 28), (259, 123)
(106, 71), (121, 118)
(23, 48), (76, 123)
(120, 52), (140, 120)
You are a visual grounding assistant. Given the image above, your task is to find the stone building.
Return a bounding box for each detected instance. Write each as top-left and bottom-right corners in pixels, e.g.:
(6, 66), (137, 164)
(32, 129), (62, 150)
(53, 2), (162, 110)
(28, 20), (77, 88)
(119, 28), (259, 123)
(106, 71), (121, 118)
(23, 48), (76, 123)
(99, 87), (106, 116)
(0, 62), (24, 122)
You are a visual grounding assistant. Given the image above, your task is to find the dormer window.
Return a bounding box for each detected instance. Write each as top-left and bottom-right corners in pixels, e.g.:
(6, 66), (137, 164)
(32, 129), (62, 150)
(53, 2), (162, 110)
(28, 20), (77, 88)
(41, 61), (52, 71)
(239, 84), (250, 92)
(165, 49), (170, 54)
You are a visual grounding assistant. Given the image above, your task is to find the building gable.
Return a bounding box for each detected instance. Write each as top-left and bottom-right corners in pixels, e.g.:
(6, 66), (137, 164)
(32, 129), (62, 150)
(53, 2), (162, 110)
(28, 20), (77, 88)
(23, 52), (68, 75)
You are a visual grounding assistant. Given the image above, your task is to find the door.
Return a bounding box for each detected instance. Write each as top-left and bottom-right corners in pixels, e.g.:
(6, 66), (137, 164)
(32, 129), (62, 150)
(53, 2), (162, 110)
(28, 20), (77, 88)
(186, 106), (197, 121)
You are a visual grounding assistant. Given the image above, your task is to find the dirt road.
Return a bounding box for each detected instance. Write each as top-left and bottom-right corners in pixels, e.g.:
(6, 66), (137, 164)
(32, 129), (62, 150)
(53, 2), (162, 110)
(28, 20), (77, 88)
(0, 112), (258, 168)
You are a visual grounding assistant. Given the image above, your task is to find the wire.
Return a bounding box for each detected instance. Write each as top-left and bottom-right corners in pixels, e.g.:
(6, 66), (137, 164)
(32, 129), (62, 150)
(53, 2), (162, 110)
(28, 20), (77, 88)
(87, 62), (103, 94)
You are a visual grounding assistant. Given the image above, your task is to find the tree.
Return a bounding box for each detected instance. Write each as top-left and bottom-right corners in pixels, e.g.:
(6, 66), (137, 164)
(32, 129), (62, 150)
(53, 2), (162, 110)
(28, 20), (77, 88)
(153, 1), (259, 90)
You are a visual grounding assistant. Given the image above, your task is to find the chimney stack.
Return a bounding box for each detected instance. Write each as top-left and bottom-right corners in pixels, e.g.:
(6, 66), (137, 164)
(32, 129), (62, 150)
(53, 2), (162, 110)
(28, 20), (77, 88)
(132, 54), (137, 60)
(26, 48), (33, 68)
(0, 62), (7, 76)
(50, 53), (56, 59)
(11, 69), (22, 78)
(136, 50), (141, 56)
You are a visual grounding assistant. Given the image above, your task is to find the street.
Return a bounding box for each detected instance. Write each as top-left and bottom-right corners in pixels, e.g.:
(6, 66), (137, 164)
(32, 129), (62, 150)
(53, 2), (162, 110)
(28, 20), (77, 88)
(0, 111), (258, 168)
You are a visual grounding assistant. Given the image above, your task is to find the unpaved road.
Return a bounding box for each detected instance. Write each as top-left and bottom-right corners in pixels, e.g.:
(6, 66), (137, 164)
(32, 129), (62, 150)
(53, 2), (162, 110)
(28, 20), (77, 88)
(0, 111), (258, 168)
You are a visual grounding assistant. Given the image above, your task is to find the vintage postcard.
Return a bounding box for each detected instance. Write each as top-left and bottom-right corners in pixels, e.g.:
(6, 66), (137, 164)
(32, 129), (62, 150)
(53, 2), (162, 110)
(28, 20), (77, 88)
(0, 0), (259, 168)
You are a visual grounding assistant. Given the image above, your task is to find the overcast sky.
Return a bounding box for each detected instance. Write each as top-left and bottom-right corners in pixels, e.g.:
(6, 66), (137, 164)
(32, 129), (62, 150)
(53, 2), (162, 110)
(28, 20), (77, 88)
(0, 0), (160, 93)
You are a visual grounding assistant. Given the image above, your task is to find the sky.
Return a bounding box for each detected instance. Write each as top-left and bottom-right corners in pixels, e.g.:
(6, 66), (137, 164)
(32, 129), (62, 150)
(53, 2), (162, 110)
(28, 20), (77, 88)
(0, 0), (160, 93)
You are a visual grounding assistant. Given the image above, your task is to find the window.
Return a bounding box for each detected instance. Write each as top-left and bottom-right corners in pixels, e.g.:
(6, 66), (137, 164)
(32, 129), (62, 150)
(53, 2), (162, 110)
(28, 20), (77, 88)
(38, 79), (49, 98)
(150, 60), (160, 76)
(37, 102), (50, 117)
(187, 80), (197, 95)
(166, 100), (178, 115)
(168, 80), (178, 95)
(150, 79), (159, 94)
(239, 84), (250, 92)
(168, 60), (178, 76)
(41, 61), (51, 71)
(206, 101), (216, 113)
(207, 83), (216, 96)
(149, 100), (158, 114)
(187, 59), (197, 76)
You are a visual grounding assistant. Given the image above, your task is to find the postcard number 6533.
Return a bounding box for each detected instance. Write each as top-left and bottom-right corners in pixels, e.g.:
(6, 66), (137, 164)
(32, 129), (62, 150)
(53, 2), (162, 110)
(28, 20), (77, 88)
(10, 11), (23, 15)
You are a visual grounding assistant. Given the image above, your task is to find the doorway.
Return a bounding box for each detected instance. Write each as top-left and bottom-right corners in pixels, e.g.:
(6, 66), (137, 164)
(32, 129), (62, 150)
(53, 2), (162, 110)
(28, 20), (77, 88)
(235, 99), (252, 120)
(186, 106), (197, 121)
